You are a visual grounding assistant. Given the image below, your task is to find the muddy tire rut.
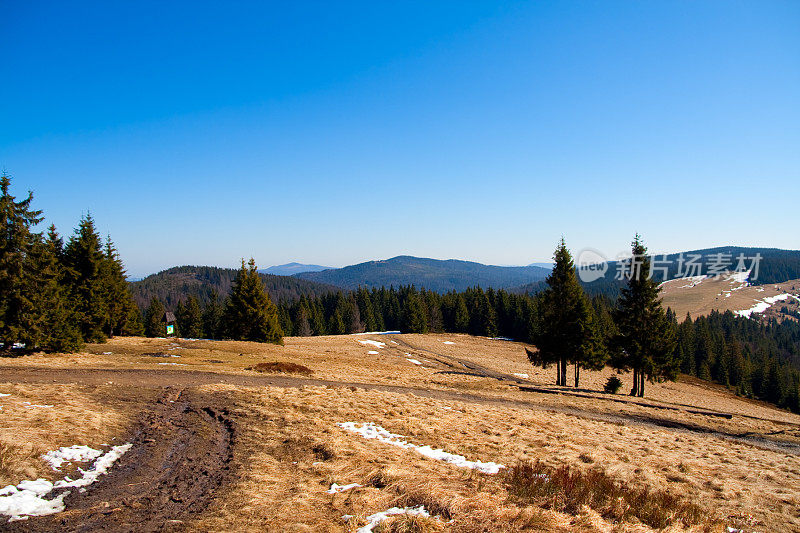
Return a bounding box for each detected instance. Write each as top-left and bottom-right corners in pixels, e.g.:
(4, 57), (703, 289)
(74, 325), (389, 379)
(4, 388), (234, 533)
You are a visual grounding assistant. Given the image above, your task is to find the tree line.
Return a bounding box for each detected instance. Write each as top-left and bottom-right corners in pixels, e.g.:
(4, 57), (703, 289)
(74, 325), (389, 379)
(0, 175), (142, 352)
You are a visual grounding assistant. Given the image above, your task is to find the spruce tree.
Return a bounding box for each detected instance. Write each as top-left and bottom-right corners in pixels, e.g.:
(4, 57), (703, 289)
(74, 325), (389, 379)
(63, 214), (109, 342)
(612, 235), (678, 397)
(0, 174), (43, 349)
(401, 289), (428, 333)
(100, 236), (137, 337)
(144, 297), (166, 337)
(22, 226), (82, 352)
(531, 239), (604, 387)
(202, 290), (224, 339)
(222, 259), (283, 344)
(178, 296), (203, 338)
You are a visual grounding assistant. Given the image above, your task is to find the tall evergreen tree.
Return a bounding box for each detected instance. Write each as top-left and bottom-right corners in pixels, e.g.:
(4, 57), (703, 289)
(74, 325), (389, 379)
(144, 297), (166, 338)
(612, 235), (678, 397)
(177, 296), (203, 338)
(63, 214), (108, 342)
(530, 239), (604, 387)
(222, 259), (283, 344)
(202, 290), (224, 339)
(100, 236), (138, 337)
(22, 226), (82, 351)
(0, 174), (43, 348)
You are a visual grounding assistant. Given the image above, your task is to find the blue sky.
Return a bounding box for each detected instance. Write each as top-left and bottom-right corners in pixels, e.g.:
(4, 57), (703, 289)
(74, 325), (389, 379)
(2, 1), (798, 277)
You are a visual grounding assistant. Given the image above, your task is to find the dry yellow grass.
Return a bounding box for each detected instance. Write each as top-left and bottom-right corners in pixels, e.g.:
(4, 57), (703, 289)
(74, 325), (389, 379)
(2, 333), (799, 530)
(0, 382), (147, 486)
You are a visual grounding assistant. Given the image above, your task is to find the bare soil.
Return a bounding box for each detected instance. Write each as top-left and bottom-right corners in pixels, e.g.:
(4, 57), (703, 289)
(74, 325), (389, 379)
(1, 388), (235, 532)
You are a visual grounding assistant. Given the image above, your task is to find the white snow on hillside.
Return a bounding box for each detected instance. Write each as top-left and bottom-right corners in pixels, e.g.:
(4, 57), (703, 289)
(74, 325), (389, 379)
(513, 373), (529, 379)
(337, 422), (505, 474)
(406, 358), (422, 365)
(358, 340), (386, 349)
(443, 341), (455, 345)
(735, 294), (792, 318)
(367, 350), (379, 355)
(728, 270), (750, 284)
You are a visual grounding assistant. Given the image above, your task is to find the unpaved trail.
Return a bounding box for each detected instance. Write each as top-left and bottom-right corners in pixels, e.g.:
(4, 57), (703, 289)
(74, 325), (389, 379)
(2, 388), (234, 533)
(2, 364), (799, 456)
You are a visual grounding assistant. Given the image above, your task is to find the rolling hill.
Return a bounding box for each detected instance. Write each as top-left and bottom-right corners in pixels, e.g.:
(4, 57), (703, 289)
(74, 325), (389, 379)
(129, 265), (337, 309)
(515, 246), (800, 299)
(259, 262), (332, 276)
(294, 255), (551, 292)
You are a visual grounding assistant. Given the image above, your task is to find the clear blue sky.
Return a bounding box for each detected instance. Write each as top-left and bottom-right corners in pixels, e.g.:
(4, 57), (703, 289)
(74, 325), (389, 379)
(2, 1), (798, 277)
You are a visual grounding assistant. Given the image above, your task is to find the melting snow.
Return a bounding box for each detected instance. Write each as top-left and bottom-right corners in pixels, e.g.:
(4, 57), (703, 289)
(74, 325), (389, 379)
(735, 294), (791, 318)
(0, 444), (132, 521)
(367, 351), (379, 355)
(728, 270), (750, 284)
(406, 359), (422, 365)
(353, 331), (401, 336)
(443, 341), (455, 345)
(358, 340), (386, 349)
(513, 373), (529, 379)
(326, 482), (361, 494)
(337, 422), (505, 474)
(0, 393), (10, 398)
(22, 402), (53, 409)
(357, 505), (430, 533)
(157, 362), (186, 366)
(42, 446), (103, 471)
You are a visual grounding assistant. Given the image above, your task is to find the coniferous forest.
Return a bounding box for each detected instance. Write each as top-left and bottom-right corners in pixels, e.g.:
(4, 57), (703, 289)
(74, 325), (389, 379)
(2, 174), (799, 412)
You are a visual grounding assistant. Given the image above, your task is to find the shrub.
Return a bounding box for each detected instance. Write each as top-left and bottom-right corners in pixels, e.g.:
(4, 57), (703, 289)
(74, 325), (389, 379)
(604, 375), (623, 394)
(503, 460), (708, 529)
(246, 361), (312, 375)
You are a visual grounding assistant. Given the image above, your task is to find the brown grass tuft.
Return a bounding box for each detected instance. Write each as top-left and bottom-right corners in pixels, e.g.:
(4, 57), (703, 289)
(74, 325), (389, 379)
(504, 460), (709, 529)
(374, 514), (443, 533)
(246, 361), (313, 375)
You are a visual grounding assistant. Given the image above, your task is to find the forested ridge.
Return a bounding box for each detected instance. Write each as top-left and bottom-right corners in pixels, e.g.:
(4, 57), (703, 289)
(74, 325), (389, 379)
(515, 246), (800, 299)
(129, 265), (337, 309)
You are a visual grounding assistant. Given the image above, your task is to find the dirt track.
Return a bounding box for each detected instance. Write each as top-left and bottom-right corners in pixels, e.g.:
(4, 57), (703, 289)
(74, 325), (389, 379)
(1, 388), (234, 533)
(2, 364), (799, 456)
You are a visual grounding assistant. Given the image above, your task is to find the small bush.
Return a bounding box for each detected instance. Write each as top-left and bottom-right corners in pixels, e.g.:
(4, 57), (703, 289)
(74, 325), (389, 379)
(247, 361), (312, 375)
(604, 376), (623, 394)
(503, 460), (708, 529)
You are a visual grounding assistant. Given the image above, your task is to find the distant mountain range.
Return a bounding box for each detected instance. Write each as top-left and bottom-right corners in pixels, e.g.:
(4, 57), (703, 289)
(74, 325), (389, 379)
(259, 262), (332, 276)
(294, 255), (551, 293)
(131, 248), (800, 309)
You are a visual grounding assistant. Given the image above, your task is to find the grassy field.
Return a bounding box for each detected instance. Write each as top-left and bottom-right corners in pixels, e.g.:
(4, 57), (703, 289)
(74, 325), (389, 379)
(2, 333), (800, 531)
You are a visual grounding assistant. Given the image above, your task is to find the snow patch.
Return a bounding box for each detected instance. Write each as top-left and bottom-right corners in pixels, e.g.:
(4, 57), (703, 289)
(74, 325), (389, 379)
(0, 393), (10, 398)
(358, 340), (386, 349)
(42, 446), (103, 471)
(0, 444), (132, 521)
(728, 270), (750, 284)
(326, 482), (361, 494)
(513, 373), (529, 379)
(337, 422), (504, 474)
(367, 351), (379, 355)
(443, 341), (455, 345)
(735, 294), (791, 318)
(353, 331), (401, 336)
(22, 402), (53, 409)
(406, 358), (422, 365)
(357, 505), (430, 533)
(157, 362), (186, 366)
